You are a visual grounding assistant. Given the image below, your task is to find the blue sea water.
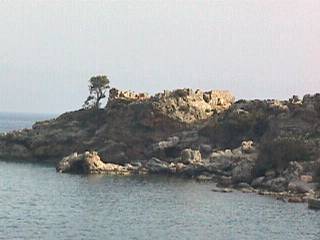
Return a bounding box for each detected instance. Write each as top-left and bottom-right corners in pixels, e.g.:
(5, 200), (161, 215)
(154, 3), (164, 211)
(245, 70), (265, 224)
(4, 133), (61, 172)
(0, 112), (56, 133)
(0, 112), (319, 240)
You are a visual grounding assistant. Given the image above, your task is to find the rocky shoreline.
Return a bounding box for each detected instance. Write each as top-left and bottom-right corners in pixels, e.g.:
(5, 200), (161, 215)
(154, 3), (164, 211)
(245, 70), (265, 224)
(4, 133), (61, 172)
(1, 88), (319, 204)
(55, 142), (318, 204)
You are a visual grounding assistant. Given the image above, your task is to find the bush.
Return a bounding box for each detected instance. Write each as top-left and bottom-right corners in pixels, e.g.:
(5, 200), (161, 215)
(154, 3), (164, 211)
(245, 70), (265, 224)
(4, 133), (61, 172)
(256, 137), (311, 175)
(199, 110), (269, 149)
(220, 111), (269, 147)
(315, 164), (320, 183)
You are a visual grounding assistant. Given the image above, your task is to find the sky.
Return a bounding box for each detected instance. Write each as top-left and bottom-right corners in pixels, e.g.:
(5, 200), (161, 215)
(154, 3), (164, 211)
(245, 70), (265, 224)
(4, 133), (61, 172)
(0, 0), (319, 114)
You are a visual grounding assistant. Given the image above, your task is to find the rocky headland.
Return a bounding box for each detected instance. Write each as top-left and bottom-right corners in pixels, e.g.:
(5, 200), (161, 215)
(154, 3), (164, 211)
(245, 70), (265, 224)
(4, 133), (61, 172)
(1, 88), (319, 203)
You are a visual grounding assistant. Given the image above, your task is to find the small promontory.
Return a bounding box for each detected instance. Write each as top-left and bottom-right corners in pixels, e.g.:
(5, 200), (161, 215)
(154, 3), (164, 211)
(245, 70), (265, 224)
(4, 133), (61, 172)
(0, 88), (319, 202)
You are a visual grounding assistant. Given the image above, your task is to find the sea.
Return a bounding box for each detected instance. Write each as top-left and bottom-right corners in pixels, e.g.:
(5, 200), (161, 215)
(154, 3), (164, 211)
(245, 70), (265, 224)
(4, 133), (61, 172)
(0, 112), (319, 240)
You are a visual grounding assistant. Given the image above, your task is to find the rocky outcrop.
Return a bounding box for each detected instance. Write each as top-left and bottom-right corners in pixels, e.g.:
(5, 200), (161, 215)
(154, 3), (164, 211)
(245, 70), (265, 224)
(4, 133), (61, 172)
(151, 89), (235, 123)
(109, 88), (150, 102)
(1, 88), (320, 203)
(181, 149), (202, 164)
(56, 152), (133, 175)
(0, 88), (234, 163)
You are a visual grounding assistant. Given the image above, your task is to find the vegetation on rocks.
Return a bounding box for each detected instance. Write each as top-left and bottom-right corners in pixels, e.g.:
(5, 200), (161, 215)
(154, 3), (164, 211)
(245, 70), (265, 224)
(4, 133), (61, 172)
(199, 100), (281, 149)
(256, 137), (311, 175)
(315, 163), (320, 183)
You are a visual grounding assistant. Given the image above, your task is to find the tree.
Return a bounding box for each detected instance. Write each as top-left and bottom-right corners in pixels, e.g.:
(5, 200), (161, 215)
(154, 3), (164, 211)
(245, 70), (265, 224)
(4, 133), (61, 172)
(83, 75), (110, 109)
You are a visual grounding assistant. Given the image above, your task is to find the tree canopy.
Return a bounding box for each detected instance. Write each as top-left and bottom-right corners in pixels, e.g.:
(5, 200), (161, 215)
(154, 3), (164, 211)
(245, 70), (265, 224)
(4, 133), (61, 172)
(83, 75), (110, 109)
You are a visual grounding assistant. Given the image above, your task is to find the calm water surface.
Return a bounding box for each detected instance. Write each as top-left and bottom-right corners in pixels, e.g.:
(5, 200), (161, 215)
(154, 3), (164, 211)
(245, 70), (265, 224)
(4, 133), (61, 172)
(0, 112), (56, 133)
(0, 113), (319, 240)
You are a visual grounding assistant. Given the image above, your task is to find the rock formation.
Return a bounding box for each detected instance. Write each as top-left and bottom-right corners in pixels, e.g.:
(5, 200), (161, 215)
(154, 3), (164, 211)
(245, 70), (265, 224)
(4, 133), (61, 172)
(0, 88), (234, 164)
(56, 151), (134, 175)
(0, 88), (320, 201)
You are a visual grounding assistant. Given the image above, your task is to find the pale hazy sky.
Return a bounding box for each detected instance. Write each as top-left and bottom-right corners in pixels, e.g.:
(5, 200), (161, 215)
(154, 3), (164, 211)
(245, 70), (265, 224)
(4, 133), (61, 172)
(0, 0), (319, 113)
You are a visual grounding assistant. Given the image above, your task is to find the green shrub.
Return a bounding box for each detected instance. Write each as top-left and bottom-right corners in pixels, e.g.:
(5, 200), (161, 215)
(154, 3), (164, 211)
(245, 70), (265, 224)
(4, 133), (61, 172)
(216, 111), (269, 148)
(315, 164), (320, 183)
(256, 137), (311, 175)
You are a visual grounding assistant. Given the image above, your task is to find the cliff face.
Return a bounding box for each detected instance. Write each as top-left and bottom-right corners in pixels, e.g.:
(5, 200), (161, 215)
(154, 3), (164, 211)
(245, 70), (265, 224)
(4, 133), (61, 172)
(0, 88), (234, 163)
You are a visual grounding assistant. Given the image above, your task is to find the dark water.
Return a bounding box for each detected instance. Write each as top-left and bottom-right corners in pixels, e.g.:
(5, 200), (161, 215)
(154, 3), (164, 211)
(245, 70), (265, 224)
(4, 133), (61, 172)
(0, 113), (319, 240)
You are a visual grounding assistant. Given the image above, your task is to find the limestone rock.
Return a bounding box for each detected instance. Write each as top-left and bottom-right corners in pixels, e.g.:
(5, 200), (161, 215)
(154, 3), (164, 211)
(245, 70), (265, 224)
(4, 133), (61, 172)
(181, 149), (202, 164)
(241, 140), (255, 154)
(153, 136), (180, 151)
(56, 152), (130, 175)
(175, 162), (188, 173)
(153, 88), (234, 123)
(109, 88), (150, 101)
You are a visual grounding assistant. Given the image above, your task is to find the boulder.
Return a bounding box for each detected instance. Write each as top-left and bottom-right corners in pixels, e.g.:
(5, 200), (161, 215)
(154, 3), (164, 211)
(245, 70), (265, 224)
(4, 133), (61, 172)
(251, 177), (265, 188)
(300, 175), (313, 183)
(200, 144), (212, 155)
(241, 140), (255, 154)
(265, 170), (276, 179)
(231, 160), (255, 184)
(145, 157), (171, 174)
(264, 177), (288, 192)
(153, 136), (180, 151)
(175, 162), (187, 173)
(209, 151), (234, 171)
(181, 149), (202, 164)
(217, 176), (233, 187)
(288, 181), (312, 194)
(56, 152), (130, 174)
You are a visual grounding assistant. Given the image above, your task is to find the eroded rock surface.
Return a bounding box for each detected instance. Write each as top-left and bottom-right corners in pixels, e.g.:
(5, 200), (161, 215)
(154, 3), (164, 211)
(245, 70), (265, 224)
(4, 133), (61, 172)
(56, 152), (132, 175)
